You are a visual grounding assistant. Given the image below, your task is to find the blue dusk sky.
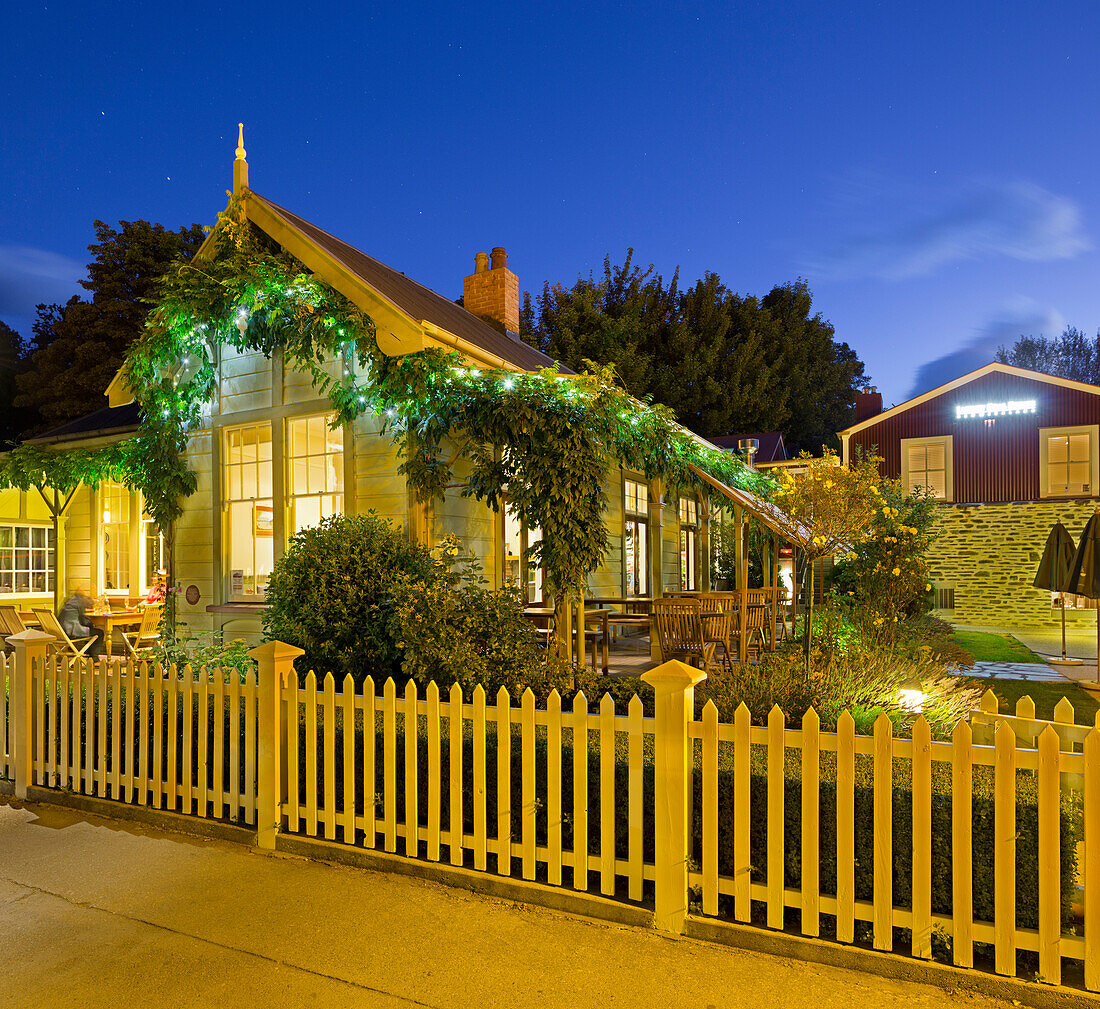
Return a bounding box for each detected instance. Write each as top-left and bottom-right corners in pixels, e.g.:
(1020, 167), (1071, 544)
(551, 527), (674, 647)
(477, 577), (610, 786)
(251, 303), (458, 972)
(1, 1), (1098, 407)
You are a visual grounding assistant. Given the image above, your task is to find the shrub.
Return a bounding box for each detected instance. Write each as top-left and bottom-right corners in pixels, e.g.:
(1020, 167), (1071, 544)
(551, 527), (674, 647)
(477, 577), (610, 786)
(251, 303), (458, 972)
(263, 512), (438, 682)
(154, 627), (254, 680)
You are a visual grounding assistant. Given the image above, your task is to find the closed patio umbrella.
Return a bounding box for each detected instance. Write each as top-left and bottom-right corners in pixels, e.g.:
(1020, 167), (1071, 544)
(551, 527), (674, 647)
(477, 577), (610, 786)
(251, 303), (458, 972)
(1061, 509), (1100, 684)
(1033, 520), (1083, 665)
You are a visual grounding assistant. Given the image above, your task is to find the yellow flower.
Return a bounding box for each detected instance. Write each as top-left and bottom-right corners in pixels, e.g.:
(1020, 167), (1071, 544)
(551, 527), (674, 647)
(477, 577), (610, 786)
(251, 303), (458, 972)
(925, 583), (932, 591)
(892, 567), (901, 576)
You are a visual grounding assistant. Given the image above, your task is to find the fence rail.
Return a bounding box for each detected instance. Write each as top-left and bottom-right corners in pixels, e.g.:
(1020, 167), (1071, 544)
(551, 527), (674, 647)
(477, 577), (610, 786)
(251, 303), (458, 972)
(2, 630), (1099, 993)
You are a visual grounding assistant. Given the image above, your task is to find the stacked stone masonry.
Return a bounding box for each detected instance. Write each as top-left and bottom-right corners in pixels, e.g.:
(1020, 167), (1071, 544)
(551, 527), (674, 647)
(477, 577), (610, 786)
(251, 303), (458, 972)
(929, 499), (1100, 628)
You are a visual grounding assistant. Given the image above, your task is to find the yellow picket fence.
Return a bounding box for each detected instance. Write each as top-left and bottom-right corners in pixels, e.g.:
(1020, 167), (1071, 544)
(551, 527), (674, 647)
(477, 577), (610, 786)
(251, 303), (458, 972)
(281, 671), (656, 898)
(690, 697), (1098, 988)
(15, 653), (259, 825)
(1, 651), (11, 779)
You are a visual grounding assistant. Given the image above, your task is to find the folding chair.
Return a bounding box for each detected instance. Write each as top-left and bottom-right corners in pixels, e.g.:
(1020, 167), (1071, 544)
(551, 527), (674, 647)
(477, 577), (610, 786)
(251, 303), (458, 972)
(0, 604), (27, 653)
(33, 608), (96, 659)
(123, 604), (163, 660)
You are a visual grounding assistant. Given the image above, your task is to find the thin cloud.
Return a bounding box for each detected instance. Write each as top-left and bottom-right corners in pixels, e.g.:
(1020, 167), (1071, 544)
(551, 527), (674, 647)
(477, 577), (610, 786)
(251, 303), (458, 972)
(806, 180), (1090, 281)
(0, 243), (85, 329)
(907, 300), (1066, 398)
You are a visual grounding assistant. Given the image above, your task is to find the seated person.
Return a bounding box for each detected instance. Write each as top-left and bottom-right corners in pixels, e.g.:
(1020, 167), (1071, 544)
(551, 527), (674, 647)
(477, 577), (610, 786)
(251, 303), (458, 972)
(144, 570), (167, 605)
(58, 587), (105, 657)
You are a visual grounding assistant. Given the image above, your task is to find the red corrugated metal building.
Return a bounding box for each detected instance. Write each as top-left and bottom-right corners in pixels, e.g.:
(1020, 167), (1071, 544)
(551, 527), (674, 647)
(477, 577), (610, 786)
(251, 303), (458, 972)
(838, 362), (1100, 629)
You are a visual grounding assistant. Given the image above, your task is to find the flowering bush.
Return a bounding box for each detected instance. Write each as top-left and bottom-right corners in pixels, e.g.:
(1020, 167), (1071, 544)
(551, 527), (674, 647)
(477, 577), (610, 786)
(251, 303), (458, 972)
(831, 478), (938, 631)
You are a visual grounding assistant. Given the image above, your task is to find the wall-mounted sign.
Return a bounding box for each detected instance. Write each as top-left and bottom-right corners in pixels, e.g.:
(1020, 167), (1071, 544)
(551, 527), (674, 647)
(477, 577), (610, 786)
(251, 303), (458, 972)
(955, 399), (1036, 419)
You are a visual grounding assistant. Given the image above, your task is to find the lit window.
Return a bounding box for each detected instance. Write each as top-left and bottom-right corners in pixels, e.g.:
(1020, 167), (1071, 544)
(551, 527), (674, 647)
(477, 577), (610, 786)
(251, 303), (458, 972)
(0, 525), (55, 595)
(287, 414), (344, 535)
(679, 496), (699, 591)
(901, 437), (953, 501)
(102, 481), (131, 591)
(1047, 432), (1091, 495)
(503, 505), (543, 603)
(224, 422), (273, 598)
(624, 478), (648, 597)
(143, 514), (167, 590)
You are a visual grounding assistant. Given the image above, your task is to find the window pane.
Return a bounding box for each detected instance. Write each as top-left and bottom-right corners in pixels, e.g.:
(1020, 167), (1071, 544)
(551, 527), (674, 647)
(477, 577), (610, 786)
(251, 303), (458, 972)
(1049, 436), (1069, 464)
(925, 444), (945, 470)
(908, 445), (927, 471)
(1070, 433), (1091, 462)
(14, 527), (28, 548)
(1069, 461), (1090, 489)
(928, 471), (947, 498)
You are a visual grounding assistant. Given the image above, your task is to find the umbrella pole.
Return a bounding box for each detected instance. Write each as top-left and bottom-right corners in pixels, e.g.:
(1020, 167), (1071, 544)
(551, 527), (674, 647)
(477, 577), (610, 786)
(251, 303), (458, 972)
(1062, 599), (1067, 661)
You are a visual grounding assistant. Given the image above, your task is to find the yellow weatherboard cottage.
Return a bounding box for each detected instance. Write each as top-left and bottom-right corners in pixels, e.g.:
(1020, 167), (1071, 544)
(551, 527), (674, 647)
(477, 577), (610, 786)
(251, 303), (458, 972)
(0, 129), (779, 654)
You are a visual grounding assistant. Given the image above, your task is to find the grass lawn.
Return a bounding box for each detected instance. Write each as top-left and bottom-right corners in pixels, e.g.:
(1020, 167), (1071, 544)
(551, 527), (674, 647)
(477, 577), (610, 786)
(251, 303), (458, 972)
(967, 676), (1100, 724)
(951, 629), (1043, 663)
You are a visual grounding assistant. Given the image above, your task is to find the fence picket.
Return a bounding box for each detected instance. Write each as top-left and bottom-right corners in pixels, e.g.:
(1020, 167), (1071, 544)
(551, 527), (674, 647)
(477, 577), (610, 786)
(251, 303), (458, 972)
(44, 657), (55, 787)
(125, 661), (136, 801)
(109, 662), (120, 799)
(405, 679), (419, 858)
(1038, 725), (1061, 984)
(324, 674), (336, 841)
(426, 681), (441, 862)
(229, 672), (241, 822)
(951, 719), (973, 968)
(58, 658), (69, 790)
(872, 712), (893, 951)
(767, 705), (784, 929)
(994, 720), (1017, 975)
(547, 690), (562, 886)
(383, 677), (397, 853)
(801, 707), (820, 937)
(196, 666), (209, 817)
(362, 676), (377, 848)
(521, 688), (535, 880)
(286, 675), (300, 833)
(836, 710), (855, 943)
(0, 654), (8, 779)
(137, 663), (149, 806)
(473, 685), (487, 870)
(599, 693), (615, 896)
(96, 658), (107, 797)
(702, 699), (718, 916)
(448, 682), (462, 865)
(733, 702), (751, 922)
(213, 667), (225, 820)
(573, 692), (588, 892)
(1085, 728), (1100, 991)
(627, 694), (643, 902)
(166, 665), (180, 811)
(496, 686), (511, 876)
(1015, 695), (1035, 720)
(181, 666), (194, 815)
(34, 651), (44, 786)
(245, 670), (256, 827)
(151, 663), (163, 808)
(911, 715), (932, 959)
(342, 674), (356, 845)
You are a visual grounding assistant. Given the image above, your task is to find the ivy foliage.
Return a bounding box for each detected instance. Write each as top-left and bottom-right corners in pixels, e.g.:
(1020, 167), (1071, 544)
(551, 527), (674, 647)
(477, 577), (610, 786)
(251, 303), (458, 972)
(0, 193), (772, 599)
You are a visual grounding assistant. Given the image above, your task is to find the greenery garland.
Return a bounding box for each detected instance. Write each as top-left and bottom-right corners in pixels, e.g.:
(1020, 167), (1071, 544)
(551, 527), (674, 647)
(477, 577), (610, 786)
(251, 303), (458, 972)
(0, 194), (773, 600)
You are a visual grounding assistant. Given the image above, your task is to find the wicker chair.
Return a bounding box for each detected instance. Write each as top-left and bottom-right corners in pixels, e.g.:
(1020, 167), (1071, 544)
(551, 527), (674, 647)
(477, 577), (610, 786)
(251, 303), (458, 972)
(651, 598), (716, 671)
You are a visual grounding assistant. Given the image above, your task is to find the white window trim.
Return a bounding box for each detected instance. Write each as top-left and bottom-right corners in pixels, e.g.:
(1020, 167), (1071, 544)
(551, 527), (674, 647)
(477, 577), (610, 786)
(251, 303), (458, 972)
(1039, 424), (1100, 499)
(900, 435), (953, 502)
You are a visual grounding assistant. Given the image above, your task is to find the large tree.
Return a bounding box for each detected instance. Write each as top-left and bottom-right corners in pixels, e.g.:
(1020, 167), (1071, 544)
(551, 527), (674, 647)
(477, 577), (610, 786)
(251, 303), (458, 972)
(996, 326), (1100, 385)
(0, 320), (25, 447)
(15, 219), (205, 432)
(521, 256), (866, 451)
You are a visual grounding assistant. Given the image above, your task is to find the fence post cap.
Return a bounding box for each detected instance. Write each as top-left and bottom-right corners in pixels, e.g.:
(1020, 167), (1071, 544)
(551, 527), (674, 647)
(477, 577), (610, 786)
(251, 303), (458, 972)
(5, 628), (55, 647)
(642, 659), (707, 690)
(247, 640), (305, 663)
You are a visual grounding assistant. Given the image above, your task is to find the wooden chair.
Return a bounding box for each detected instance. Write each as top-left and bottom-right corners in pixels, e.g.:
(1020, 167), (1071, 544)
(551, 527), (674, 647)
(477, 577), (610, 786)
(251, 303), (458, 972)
(743, 605), (768, 660)
(0, 604), (26, 652)
(651, 598), (716, 671)
(698, 595), (735, 672)
(32, 608), (96, 659)
(123, 604), (163, 660)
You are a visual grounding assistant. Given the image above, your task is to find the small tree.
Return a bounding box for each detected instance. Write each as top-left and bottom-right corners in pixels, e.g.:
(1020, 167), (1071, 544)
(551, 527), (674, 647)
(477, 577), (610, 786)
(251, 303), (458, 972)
(771, 448), (880, 664)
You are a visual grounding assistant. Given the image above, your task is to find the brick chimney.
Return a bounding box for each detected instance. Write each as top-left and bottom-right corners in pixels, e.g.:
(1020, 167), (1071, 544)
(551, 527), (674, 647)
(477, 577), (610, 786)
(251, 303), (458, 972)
(854, 386), (883, 423)
(463, 247), (519, 335)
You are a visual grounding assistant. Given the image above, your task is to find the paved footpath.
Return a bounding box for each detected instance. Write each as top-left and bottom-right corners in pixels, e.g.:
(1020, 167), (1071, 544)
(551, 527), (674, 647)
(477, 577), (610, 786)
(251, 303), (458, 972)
(0, 800), (1026, 1009)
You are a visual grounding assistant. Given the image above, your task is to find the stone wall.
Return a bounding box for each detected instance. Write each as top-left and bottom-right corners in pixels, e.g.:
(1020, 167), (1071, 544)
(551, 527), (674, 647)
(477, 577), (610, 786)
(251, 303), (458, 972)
(928, 499), (1099, 628)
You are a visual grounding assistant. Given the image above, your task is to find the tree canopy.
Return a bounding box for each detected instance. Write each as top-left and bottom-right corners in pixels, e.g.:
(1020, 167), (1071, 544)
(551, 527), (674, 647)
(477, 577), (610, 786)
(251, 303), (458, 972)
(0, 321), (25, 447)
(995, 326), (1100, 385)
(14, 219), (205, 433)
(519, 254), (867, 451)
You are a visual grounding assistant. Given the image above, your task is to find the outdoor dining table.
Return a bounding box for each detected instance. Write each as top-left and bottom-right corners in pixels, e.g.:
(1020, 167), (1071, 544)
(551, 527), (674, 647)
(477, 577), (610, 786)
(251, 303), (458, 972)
(524, 606), (611, 671)
(86, 609), (144, 655)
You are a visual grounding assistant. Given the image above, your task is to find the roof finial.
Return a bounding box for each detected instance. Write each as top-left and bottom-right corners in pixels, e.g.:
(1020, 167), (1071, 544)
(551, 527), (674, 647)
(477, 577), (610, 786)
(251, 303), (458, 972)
(232, 123), (249, 195)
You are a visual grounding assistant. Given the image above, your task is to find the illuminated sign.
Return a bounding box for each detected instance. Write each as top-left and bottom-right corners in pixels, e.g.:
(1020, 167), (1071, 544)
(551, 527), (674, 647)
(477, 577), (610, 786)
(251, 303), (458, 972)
(955, 399), (1036, 419)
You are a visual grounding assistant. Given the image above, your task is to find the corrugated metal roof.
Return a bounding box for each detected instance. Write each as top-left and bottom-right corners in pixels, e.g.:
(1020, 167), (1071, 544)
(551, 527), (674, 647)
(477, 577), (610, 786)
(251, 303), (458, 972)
(252, 194), (562, 374)
(29, 402), (142, 444)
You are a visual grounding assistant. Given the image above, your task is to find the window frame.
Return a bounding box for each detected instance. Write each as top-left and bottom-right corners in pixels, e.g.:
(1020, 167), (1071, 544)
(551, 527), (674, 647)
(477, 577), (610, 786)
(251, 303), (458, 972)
(1039, 424), (1100, 499)
(222, 420), (275, 601)
(0, 523), (56, 597)
(100, 480), (134, 595)
(900, 435), (953, 502)
(623, 476), (649, 598)
(678, 494), (699, 591)
(285, 412), (345, 540)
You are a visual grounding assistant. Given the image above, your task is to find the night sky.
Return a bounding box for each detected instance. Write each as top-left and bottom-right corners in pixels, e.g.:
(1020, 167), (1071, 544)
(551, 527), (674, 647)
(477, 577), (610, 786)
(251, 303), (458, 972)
(2, 1), (1098, 406)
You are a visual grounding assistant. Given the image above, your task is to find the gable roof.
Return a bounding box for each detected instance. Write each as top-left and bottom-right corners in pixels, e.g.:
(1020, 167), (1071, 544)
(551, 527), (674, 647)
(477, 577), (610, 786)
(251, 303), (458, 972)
(27, 402), (142, 445)
(247, 193), (560, 374)
(838, 362), (1100, 438)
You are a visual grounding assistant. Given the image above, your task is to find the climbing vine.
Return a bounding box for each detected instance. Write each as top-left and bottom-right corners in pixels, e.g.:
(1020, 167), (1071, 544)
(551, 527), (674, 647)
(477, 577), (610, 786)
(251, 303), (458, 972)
(0, 194), (773, 601)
